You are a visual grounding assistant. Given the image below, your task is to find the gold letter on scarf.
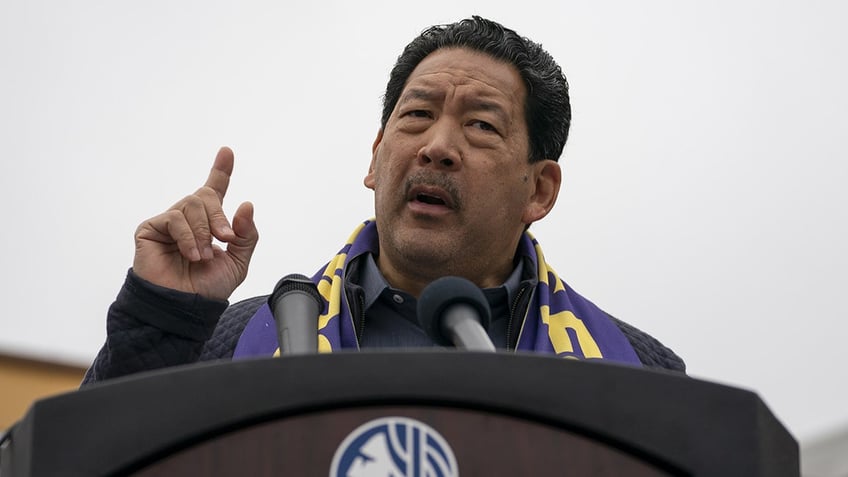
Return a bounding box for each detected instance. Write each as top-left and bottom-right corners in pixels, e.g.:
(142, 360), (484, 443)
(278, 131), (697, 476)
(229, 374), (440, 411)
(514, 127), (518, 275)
(541, 306), (603, 359)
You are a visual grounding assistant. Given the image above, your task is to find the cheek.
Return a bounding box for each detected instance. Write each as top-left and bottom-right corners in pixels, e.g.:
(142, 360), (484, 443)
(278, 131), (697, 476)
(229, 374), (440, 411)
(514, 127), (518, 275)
(370, 162), (405, 206)
(375, 150), (411, 186)
(487, 170), (532, 211)
(370, 163), (397, 190)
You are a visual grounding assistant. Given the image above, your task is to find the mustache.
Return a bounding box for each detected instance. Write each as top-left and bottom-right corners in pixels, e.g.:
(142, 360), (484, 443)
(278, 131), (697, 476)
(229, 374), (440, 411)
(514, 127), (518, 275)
(404, 171), (462, 209)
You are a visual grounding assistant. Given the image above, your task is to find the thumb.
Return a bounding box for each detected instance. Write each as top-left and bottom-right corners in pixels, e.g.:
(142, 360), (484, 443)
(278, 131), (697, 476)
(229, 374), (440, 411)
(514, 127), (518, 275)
(226, 201), (259, 269)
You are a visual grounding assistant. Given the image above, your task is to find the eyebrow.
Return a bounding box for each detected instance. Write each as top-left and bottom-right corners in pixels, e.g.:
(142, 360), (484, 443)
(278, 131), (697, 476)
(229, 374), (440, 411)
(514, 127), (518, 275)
(465, 98), (510, 124)
(398, 87), (511, 125)
(397, 88), (439, 105)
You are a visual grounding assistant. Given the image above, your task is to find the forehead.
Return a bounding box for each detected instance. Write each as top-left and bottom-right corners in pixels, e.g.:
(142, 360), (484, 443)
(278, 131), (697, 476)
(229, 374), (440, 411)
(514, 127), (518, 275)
(400, 48), (526, 111)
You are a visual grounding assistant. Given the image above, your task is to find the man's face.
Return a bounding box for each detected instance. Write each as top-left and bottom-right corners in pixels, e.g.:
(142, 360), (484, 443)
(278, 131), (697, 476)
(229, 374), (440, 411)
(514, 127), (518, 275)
(365, 47), (559, 290)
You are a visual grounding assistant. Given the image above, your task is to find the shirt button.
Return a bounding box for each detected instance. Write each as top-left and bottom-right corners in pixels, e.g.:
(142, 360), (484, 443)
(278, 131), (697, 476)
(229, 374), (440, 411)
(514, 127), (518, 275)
(392, 294), (404, 304)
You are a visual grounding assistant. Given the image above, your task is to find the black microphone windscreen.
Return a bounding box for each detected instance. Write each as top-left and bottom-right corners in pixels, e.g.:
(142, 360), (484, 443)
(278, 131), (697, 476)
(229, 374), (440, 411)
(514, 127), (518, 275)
(268, 273), (322, 310)
(417, 276), (492, 346)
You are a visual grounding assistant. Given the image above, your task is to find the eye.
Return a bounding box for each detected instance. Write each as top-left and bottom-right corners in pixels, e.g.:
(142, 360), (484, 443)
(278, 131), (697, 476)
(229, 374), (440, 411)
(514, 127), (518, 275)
(469, 119), (499, 134)
(404, 109), (432, 119)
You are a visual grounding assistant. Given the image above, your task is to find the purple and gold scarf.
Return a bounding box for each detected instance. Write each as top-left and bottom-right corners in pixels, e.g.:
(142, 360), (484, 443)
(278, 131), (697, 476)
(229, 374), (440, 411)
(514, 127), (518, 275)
(234, 220), (641, 366)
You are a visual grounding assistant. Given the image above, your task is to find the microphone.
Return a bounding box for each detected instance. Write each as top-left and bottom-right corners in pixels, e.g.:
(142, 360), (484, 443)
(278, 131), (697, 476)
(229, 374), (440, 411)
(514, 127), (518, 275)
(268, 274), (323, 355)
(417, 276), (495, 352)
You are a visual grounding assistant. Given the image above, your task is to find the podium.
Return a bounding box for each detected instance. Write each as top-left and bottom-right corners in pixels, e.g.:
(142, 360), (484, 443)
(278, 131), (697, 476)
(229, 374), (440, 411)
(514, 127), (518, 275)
(1, 352), (798, 476)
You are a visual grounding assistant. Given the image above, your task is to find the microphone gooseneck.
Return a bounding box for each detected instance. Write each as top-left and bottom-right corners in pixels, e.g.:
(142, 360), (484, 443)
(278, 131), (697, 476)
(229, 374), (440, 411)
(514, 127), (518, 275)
(268, 273), (323, 355)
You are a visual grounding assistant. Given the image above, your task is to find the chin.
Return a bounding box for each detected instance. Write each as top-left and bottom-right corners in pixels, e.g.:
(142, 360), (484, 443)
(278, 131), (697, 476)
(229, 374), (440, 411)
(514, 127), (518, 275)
(400, 242), (452, 264)
(392, 236), (455, 267)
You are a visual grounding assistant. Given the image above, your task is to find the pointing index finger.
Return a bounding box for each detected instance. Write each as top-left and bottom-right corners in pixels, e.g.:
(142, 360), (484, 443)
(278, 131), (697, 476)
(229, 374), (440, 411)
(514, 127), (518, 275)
(205, 146), (234, 201)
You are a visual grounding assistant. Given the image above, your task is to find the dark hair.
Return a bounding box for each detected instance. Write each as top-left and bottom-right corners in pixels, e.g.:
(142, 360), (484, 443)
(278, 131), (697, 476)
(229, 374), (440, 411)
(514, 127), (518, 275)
(381, 16), (571, 163)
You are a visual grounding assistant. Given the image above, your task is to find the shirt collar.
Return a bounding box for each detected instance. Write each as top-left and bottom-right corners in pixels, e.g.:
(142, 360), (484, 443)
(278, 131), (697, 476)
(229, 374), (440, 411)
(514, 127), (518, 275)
(358, 252), (524, 310)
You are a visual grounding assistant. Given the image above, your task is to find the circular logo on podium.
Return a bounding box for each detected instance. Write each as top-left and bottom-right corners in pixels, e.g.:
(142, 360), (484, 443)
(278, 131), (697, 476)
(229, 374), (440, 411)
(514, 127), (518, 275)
(329, 416), (458, 477)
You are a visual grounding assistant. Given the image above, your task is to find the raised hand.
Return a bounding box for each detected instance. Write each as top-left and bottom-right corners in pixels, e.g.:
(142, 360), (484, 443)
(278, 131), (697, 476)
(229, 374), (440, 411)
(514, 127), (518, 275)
(132, 147), (259, 301)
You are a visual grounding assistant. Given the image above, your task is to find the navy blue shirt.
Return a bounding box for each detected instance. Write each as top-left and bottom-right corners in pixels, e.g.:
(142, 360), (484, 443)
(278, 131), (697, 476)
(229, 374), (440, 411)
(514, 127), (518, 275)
(356, 253), (523, 349)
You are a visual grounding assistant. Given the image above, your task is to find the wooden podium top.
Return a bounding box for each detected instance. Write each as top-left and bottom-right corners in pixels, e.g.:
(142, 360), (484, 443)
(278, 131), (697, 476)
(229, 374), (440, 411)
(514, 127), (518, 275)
(1, 351), (798, 476)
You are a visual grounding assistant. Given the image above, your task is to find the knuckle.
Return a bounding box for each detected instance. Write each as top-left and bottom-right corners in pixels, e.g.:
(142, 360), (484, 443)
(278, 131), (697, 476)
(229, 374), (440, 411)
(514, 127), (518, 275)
(194, 223), (212, 239)
(177, 230), (196, 244)
(195, 185), (221, 202)
(207, 209), (228, 223)
(180, 194), (204, 209)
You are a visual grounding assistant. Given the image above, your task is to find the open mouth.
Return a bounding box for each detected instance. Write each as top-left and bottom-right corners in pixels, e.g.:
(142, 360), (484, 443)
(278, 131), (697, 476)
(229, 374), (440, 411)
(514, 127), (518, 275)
(416, 192), (447, 206)
(408, 185), (455, 210)
(404, 174), (461, 211)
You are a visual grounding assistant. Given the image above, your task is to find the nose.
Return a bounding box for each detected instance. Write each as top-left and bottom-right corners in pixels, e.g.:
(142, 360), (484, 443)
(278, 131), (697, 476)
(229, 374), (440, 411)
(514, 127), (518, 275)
(416, 119), (462, 170)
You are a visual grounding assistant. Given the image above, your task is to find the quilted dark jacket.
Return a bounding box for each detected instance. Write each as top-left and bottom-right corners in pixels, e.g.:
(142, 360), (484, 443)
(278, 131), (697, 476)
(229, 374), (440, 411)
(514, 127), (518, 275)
(83, 269), (685, 385)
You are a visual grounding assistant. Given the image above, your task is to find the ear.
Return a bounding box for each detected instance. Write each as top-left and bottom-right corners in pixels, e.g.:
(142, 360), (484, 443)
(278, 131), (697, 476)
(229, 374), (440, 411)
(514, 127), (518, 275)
(364, 129), (384, 190)
(521, 160), (562, 224)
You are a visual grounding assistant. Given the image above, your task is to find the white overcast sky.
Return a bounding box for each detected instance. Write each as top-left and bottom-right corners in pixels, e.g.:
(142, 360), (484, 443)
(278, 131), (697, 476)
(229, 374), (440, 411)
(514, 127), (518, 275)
(2, 1), (846, 444)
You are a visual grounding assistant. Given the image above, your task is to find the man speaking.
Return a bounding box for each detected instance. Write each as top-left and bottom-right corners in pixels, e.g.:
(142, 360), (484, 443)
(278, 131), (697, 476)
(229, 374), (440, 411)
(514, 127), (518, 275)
(83, 16), (684, 384)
